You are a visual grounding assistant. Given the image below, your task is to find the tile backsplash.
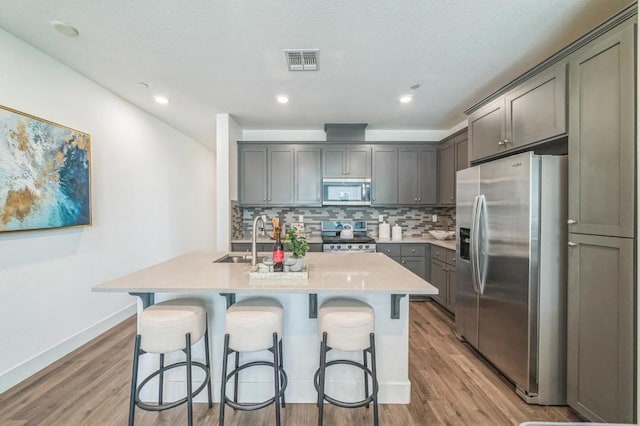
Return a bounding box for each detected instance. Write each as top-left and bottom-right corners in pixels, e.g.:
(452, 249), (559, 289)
(233, 205), (455, 239)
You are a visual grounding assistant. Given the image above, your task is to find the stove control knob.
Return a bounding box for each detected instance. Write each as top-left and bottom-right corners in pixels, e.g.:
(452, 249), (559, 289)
(359, 245), (363, 249)
(330, 245), (335, 250)
(365, 245), (369, 249)
(347, 245), (352, 249)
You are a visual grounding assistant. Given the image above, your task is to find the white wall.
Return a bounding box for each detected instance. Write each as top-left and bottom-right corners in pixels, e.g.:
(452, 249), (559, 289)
(215, 114), (241, 251)
(0, 29), (216, 393)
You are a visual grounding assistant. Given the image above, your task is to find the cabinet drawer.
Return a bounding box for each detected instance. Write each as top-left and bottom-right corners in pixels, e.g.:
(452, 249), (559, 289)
(446, 250), (457, 265)
(431, 246), (448, 261)
(401, 245), (426, 257)
(378, 244), (401, 257)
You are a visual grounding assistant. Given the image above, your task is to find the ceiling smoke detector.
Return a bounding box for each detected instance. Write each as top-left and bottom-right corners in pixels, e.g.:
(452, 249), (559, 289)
(284, 49), (319, 71)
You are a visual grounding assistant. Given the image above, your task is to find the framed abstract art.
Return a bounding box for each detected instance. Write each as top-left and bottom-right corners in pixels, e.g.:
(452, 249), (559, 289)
(0, 105), (91, 232)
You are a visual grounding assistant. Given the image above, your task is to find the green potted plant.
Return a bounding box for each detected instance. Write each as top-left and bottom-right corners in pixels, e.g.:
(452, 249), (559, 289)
(284, 228), (309, 271)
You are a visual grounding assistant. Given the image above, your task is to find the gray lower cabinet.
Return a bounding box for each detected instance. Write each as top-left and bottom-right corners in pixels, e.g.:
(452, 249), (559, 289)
(322, 146), (371, 178)
(567, 233), (634, 423)
(377, 243), (429, 282)
(294, 146), (322, 206)
(430, 246), (456, 313)
(238, 145), (294, 206)
(567, 17), (635, 238)
(371, 146), (398, 205)
(468, 60), (567, 163)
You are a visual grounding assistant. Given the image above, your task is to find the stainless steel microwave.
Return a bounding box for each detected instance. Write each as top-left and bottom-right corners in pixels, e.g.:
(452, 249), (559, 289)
(322, 178), (371, 206)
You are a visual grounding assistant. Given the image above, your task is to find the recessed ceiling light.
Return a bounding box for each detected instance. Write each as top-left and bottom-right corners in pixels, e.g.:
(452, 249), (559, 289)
(154, 95), (169, 105)
(276, 95), (289, 104)
(399, 95), (413, 103)
(51, 21), (79, 37)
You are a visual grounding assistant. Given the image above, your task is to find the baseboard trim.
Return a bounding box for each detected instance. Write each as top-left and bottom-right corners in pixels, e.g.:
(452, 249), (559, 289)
(0, 303), (136, 394)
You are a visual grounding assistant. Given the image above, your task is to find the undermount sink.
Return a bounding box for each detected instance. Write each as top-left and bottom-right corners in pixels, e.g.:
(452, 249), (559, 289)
(215, 254), (252, 264)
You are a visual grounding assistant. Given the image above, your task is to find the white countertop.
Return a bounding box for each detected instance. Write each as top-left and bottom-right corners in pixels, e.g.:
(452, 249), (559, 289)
(375, 236), (456, 251)
(232, 236), (456, 251)
(93, 251), (438, 295)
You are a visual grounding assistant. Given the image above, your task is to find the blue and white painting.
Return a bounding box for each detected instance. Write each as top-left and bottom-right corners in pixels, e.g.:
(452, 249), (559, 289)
(0, 106), (91, 232)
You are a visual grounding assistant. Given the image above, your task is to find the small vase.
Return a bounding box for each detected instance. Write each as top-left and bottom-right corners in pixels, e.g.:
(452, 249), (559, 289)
(290, 256), (304, 272)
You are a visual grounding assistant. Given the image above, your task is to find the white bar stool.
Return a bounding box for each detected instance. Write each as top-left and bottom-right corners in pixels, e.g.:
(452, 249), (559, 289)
(315, 298), (378, 426)
(128, 298), (212, 426)
(219, 297), (287, 426)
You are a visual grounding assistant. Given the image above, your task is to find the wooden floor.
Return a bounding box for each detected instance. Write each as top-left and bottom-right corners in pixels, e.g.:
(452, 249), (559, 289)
(0, 301), (581, 425)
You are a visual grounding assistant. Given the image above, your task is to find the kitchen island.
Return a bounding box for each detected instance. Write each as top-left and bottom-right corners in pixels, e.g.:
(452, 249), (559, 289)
(94, 251), (438, 404)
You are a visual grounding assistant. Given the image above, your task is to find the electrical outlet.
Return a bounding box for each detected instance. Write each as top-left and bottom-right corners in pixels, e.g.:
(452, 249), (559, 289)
(378, 214), (384, 223)
(261, 214), (267, 223)
(432, 214), (438, 222)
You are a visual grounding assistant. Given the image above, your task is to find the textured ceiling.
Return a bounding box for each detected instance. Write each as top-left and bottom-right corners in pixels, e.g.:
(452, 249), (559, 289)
(0, 0), (632, 147)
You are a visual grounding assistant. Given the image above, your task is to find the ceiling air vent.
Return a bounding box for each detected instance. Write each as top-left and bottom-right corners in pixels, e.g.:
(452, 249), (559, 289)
(284, 49), (319, 71)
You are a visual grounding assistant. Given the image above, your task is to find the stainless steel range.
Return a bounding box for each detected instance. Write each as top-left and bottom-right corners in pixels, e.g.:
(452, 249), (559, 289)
(321, 220), (376, 252)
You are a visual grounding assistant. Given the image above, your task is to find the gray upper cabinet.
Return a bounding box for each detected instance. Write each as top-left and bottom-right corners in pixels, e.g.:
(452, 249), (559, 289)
(438, 131), (468, 206)
(567, 233), (634, 423)
(268, 147), (294, 205)
(238, 145), (268, 205)
(567, 19), (635, 238)
(238, 144), (294, 206)
(294, 146), (322, 206)
(468, 98), (505, 162)
(371, 146), (398, 205)
(468, 60), (567, 163)
(438, 140), (455, 205)
(399, 145), (437, 205)
(417, 146), (438, 204)
(504, 61), (567, 150)
(322, 146), (371, 178)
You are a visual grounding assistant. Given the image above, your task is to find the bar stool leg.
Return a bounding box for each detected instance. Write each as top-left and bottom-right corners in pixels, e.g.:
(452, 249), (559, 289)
(363, 349), (369, 408)
(272, 333), (281, 426)
(203, 324), (213, 408)
(279, 338), (286, 408)
(233, 351), (240, 406)
(185, 333), (193, 426)
(317, 332), (328, 426)
(219, 334), (230, 426)
(369, 333), (379, 426)
(128, 335), (141, 426)
(158, 354), (164, 405)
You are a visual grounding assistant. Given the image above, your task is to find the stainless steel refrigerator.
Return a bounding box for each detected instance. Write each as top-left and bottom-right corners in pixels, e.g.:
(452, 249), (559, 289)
(455, 151), (567, 405)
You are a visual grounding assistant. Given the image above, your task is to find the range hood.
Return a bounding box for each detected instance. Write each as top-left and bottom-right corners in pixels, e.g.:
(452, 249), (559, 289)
(324, 123), (368, 141)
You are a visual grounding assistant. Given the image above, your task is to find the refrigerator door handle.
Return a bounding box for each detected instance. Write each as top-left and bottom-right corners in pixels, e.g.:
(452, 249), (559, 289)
(472, 194), (486, 295)
(470, 194), (481, 294)
(476, 194), (487, 295)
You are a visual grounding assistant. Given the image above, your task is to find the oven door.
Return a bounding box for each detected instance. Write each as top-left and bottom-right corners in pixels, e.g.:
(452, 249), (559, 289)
(322, 178), (371, 206)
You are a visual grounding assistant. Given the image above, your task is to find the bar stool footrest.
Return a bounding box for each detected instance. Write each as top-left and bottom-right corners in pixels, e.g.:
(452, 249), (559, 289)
(313, 359), (378, 408)
(135, 360), (210, 412)
(223, 360), (288, 411)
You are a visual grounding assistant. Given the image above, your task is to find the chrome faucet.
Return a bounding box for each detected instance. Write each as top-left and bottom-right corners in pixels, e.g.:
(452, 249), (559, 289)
(251, 215), (265, 266)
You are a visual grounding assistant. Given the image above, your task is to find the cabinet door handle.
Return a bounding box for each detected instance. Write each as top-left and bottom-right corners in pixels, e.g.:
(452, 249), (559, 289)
(567, 219), (576, 224)
(411, 249), (415, 253)
(443, 267), (447, 272)
(498, 140), (505, 146)
(386, 249), (391, 253)
(568, 242), (577, 247)
(418, 198), (421, 202)
(504, 138), (511, 145)
(414, 198), (418, 202)
(263, 198), (267, 201)
(401, 260), (406, 264)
